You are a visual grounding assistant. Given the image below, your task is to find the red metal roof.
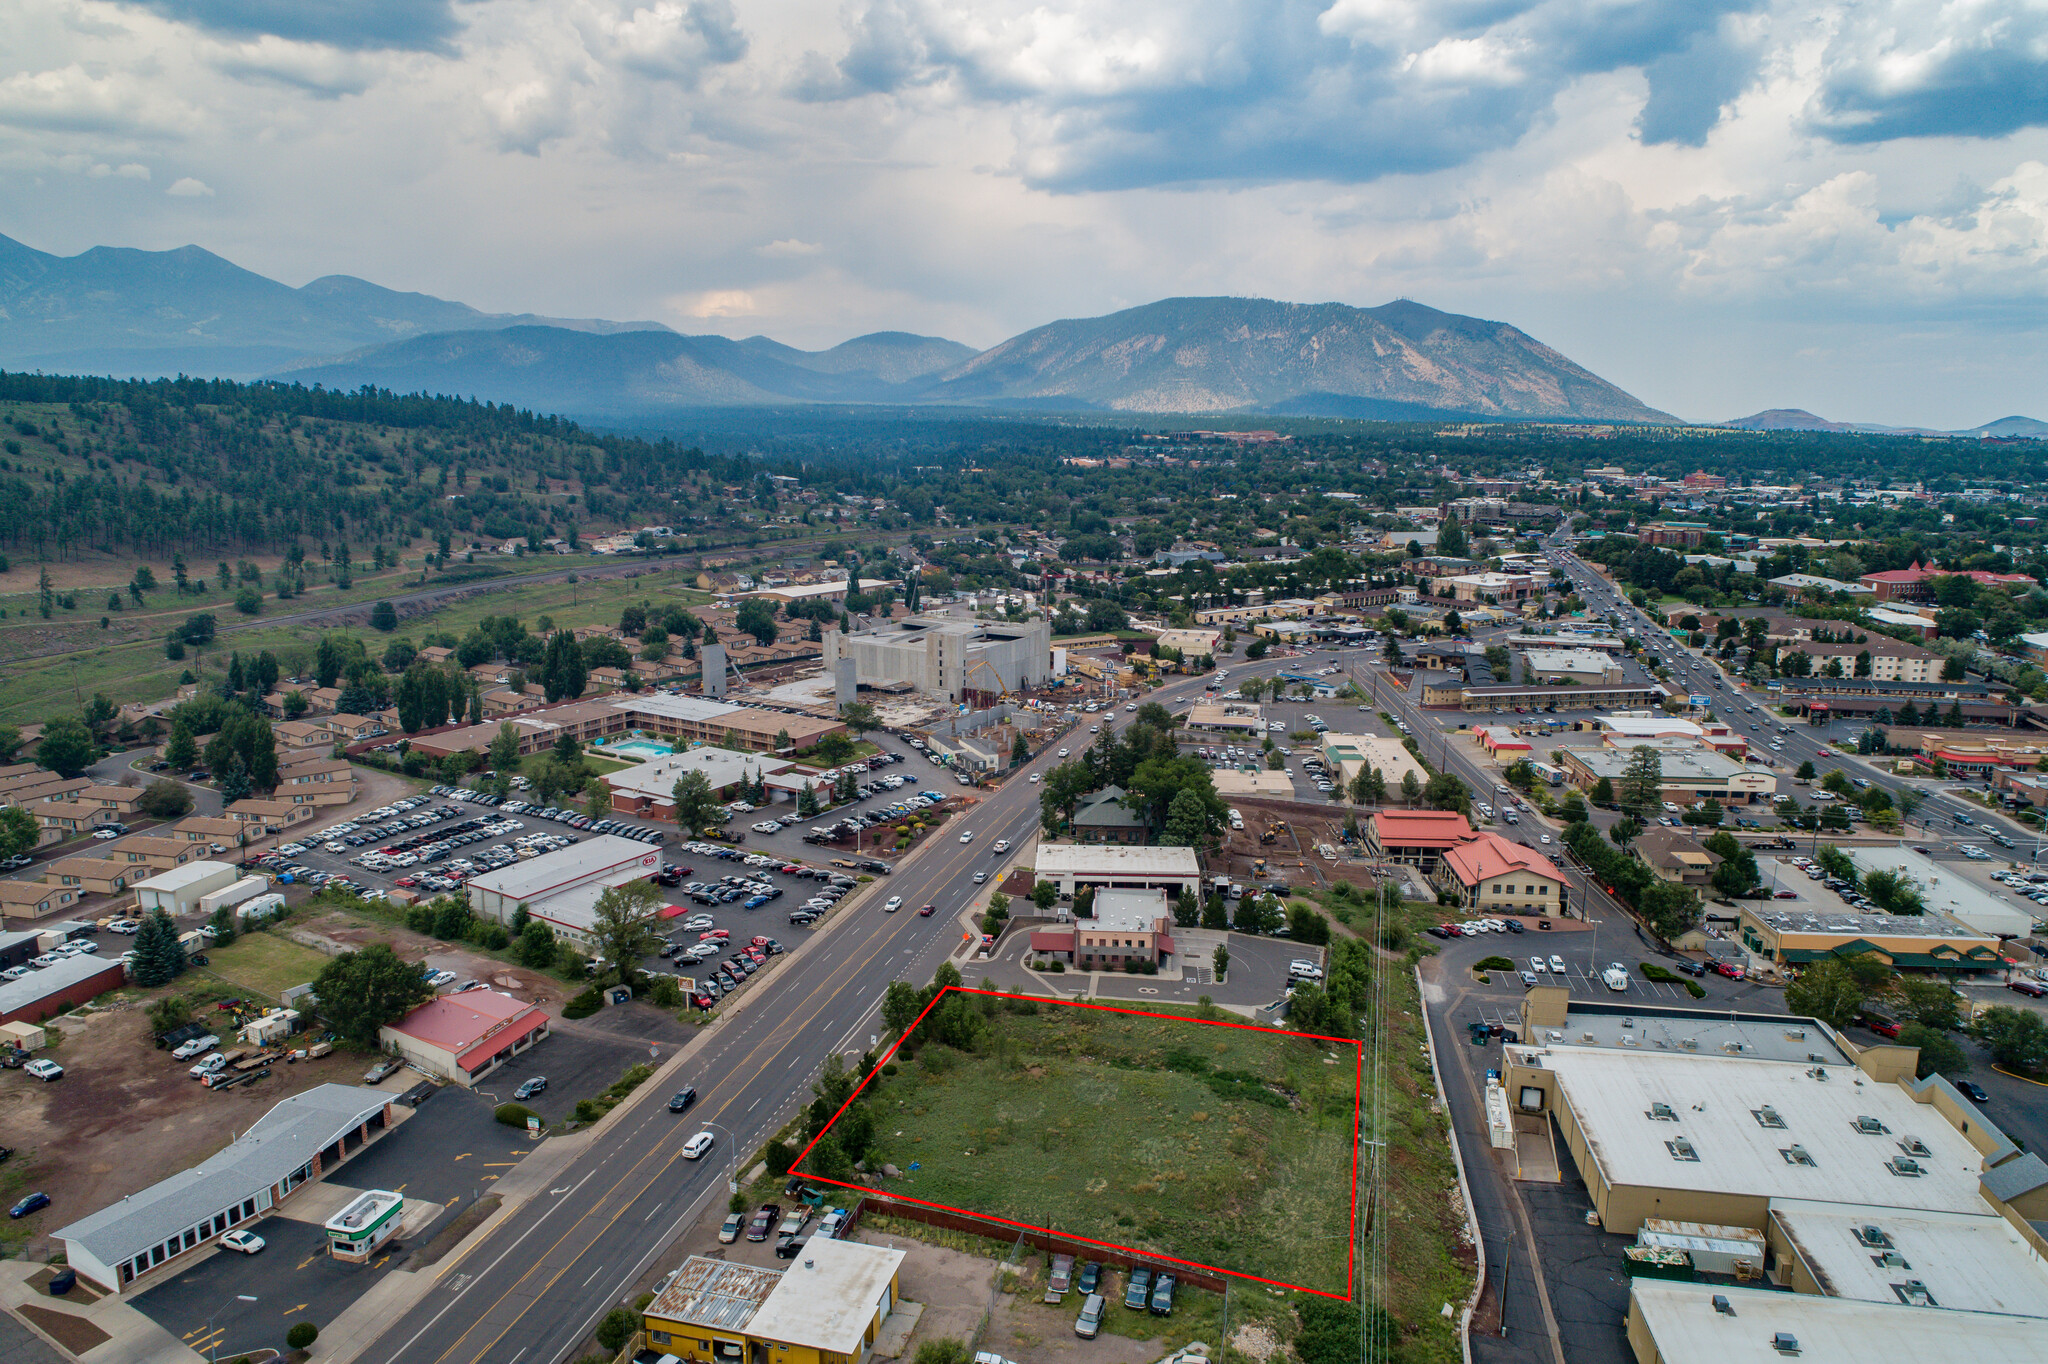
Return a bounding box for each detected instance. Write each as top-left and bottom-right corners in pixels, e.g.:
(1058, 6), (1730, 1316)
(1438, 832), (1568, 889)
(388, 991), (544, 1057)
(1371, 810), (1475, 847)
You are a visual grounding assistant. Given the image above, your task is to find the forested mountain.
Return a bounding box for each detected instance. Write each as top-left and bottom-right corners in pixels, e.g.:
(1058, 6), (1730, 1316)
(0, 233), (668, 380)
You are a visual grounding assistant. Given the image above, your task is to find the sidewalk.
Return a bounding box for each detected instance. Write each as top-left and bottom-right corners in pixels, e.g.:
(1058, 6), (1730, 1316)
(0, 1260), (195, 1364)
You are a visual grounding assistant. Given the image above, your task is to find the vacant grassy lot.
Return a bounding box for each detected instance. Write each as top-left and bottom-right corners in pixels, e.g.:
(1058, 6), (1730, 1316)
(841, 997), (1359, 1296)
(194, 929), (332, 1003)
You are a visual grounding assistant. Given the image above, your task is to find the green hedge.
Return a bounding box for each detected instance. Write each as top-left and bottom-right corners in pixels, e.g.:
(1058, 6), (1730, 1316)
(561, 987), (602, 1020)
(1474, 955), (1517, 973)
(494, 1102), (540, 1128)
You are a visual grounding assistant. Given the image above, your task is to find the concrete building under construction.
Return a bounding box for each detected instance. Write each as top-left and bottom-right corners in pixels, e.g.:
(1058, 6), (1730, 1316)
(822, 614), (1051, 704)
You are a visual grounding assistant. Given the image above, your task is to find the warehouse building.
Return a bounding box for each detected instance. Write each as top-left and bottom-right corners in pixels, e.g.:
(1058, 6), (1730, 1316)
(0, 953), (128, 1026)
(1626, 1279), (2042, 1364)
(465, 835), (662, 943)
(53, 1084), (395, 1293)
(131, 860), (241, 916)
(1031, 844), (1202, 899)
(823, 613), (1050, 702)
(643, 1238), (906, 1364)
(1519, 648), (1624, 686)
(1554, 742), (1777, 806)
(605, 747), (795, 819)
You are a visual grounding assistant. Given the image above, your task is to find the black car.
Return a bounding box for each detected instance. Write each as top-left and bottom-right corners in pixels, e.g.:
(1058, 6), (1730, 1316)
(1956, 1080), (1991, 1104)
(668, 1086), (698, 1112)
(514, 1076), (547, 1101)
(1675, 959), (1708, 977)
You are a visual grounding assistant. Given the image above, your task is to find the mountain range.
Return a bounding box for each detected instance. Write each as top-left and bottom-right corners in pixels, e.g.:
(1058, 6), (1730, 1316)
(0, 232), (669, 380)
(12, 230), (2031, 431)
(1722, 408), (2048, 439)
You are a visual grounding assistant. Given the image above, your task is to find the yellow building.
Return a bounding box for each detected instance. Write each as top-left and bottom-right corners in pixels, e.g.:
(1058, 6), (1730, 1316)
(644, 1239), (905, 1364)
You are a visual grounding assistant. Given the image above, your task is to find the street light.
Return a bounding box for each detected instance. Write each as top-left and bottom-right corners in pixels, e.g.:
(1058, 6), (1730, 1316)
(208, 1294), (257, 1364)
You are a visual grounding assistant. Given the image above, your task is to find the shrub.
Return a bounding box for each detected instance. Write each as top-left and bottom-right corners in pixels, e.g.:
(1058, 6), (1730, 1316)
(1474, 955), (1516, 973)
(286, 1322), (318, 1350)
(881, 1063), (897, 1075)
(575, 1099), (603, 1124)
(595, 1307), (638, 1353)
(562, 988), (602, 1020)
(915, 1340), (968, 1364)
(494, 1103), (540, 1128)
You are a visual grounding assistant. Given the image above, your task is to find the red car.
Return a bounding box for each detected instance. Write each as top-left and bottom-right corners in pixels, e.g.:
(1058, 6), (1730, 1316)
(1712, 962), (1744, 980)
(918, 904), (937, 917)
(750, 936), (771, 948)
(2010, 980), (2048, 998)
(699, 930), (729, 942)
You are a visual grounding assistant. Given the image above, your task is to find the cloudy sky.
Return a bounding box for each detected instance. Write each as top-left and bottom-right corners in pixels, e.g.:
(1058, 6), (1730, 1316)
(4, 0), (2048, 426)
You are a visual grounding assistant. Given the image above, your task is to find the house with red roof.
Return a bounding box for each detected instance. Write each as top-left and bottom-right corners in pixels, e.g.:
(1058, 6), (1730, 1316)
(1365, 809), (1475, 873)
(378, 990), (549, 1088)
(1432, 832), (1570, 917)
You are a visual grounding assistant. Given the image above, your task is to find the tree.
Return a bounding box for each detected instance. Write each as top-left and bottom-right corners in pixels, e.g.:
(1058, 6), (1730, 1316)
(838, 701), (879, 735)
(1173, 887), (1198, 926)
(1795, 759), (1817, 781)
(590, 879), (663, 987)
(1898, 1023), (1969, 1079)
(1011, 732), (1029, 768)
(1159, 787), (1211, 847)
(882, 980), (923, 1036)
(797, 781), (821, 818)
(1617, 745), (1663, 821)
(670, 771), (723, 835)
(130, 909), (187, 987)
(1969, 1006), (2048, 1073)
(1399, 771), (1422, 806)
(1638, 880), (1701, 940)
(1558, 790), (1589, 823)
(735, 597), (780, 645)
(1438, 514), (1468, 558)
(1032, 879), (1059, 911)
(206, 904), (238, 947)
(312, 942), (436, 1045)
(135, 778), (195, 819)
(369, 600), (398, 632)
(542, 631), (588, 702)
(0, 806), (38, 860)
(1860, 868), (1925, 915)
(1212, 943), (1229, 979)
(516, 918), (557, 969)
(1590, 775), (1615, 806)
(286, 1323), (319, 1351)
(36, 716), (99, 779)
(584, 778), (611, 819)
(1894, 977), (1962, 1031)
(1784, 952), (1895, 1031)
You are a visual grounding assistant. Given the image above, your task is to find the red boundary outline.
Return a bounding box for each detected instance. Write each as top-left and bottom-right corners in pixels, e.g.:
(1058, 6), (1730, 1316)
(791, 986), (1361, 1300)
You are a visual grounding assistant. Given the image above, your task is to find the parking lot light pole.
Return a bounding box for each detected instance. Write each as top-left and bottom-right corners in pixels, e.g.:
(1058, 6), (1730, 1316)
(208, 1294), (257, 1364)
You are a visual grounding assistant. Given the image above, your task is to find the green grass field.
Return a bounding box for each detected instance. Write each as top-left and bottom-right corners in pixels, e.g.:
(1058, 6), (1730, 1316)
(194, 929), (332, 1004)
(843, 998), (1359, 1296)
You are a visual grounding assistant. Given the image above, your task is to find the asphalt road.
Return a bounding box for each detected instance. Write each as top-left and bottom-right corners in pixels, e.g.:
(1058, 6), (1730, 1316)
(343, 661), (1305, 1364)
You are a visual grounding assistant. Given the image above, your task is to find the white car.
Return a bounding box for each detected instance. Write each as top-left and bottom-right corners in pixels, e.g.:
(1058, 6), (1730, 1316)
(218, 1229), (265, 1255)
(884, 896), (903, 911)
(751, 821), (782, 834)
(1057, 748), (1069, 758)
(189, 1053), (227, 1079)
(1029, 774), (1040, 784)
(426, 969), (459, 987)
(1549, 955), (1567, 974)
(24, 1059), (63, 1081)
(1529, 956), (1547, 973)
(959, 831), (973, 843)
(993, 839), (1009, 853)
(172, 1034), (221, 1060)
(682, 1131), (716, 1160)
(973, 871), (987, 884)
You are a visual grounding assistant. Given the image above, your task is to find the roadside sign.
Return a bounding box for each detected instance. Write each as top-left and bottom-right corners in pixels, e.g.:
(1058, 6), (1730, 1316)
(527, 1116), (541, 1138)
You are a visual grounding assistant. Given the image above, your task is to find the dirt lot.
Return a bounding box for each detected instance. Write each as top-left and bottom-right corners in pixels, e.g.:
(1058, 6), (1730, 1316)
(285, 908), (574, 1010)
(0, 999), (373, 1258)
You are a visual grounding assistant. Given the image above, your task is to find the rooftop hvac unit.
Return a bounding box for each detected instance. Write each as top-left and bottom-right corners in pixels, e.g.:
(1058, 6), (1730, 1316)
(1770, 1332), (1801, 1354)
(1649, 1102), (1679, 1121)
(1854, 1224), (1891, 1248)
(1622, 1035), (1639, 1047)
(1898, 1136), (1931, 1157)
(1897, 1280), (1937, 1308)
(1781, 1144), (1816, 1167)
(1666, 1136), (1700, 1162)
(1887, 1156), (1925, 1177)
(1784, 1028), (1807, 1040)
(1682, 1038), (1699, 1050)
(1877, 1251), (1910, 1269)
(1711, 1294), (1735, 1316)
(1853, 1115), (1889, 1135)
(1753, 1106), (1786, 1129)
(1806, 1066), (1829, 1081)
(1806, 1053), (1828, 1063)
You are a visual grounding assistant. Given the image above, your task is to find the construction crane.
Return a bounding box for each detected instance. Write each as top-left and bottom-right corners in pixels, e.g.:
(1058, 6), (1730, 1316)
(962, 658), (1013, 708)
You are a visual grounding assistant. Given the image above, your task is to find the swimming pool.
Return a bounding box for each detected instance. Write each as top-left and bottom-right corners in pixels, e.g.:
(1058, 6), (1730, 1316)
(603, 740), (675, 760)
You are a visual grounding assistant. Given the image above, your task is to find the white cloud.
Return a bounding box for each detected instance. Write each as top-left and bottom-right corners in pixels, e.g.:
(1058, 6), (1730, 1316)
(672, 288), (759, 318)
(166, 175), (212, 195)
(757, 238), (821, 256)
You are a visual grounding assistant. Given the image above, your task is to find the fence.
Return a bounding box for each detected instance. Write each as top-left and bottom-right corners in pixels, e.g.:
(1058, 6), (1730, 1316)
(926, 704), (1014, 740)
(855, 1194), (1230, 1294)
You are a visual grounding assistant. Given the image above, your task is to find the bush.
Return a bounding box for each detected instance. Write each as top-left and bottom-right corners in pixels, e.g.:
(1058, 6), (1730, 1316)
(1639, 963), (1680, 982)
(1474, 955), (1516, 973)
(575, 1099), (603, 1124)
(562, 988), (602, 1020)
(494, 1103), (540, 1128)
(595, 1306), (637, 1353)
(286, 1323), (318, 1350)
(915, 1340), (968, 1364)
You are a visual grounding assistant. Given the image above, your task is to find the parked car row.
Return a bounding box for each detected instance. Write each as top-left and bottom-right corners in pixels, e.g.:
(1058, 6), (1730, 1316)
(0, 938), (101, 982)
(1072, 1263), (1176, 1337)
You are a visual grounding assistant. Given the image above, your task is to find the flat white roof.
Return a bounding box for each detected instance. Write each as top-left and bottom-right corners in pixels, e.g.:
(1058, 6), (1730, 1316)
(1769, 1198), (2048, 1316)
(743, 1238), (905, 1353)
(1521, 648), (1615, 671)
(131, 860), (237, 892)
(1630, 1280), (2046, 1364)
(1599, 715), (1706, 738)
(465, 835), (660, 902)
(1091, 888), (1168, 934)
(603, 747), (792, 801)
(1516, 1046), (1989, 1215)
(612, 694), (743, 723)
(1844, 846), (2035, 937)
(1033, 844), (1202, 878)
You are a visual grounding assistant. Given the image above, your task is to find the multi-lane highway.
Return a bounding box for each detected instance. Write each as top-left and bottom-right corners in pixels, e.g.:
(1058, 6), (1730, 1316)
(347, 660), (1308, 1364)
